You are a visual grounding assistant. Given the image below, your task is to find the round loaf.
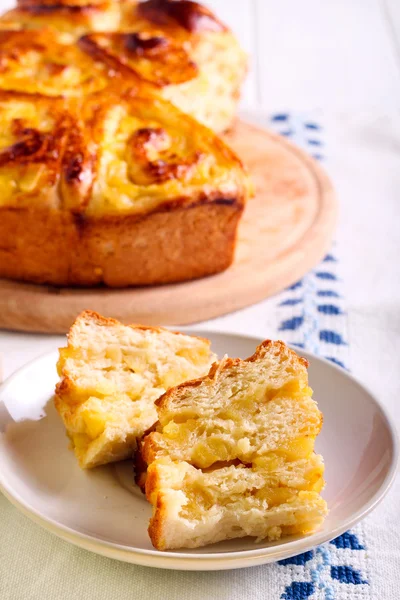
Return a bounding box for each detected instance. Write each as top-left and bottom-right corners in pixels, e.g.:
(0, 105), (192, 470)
(0, 1), (250, 287)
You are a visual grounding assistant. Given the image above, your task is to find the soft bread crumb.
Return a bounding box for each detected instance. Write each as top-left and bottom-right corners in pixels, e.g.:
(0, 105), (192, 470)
(55, 310), (215, 468)
(141, 340), (328, 550)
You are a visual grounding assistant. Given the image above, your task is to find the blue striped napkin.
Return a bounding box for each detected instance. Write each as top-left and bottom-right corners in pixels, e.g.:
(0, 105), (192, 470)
(202, 112), (371, 599)
(261, 114), (370, 600)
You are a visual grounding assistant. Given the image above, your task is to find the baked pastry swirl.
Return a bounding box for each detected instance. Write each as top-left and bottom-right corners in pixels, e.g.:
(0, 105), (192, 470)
(1, 0), (248, 132)
(0, 28), (113, 96)
(0, 1), (250, 287)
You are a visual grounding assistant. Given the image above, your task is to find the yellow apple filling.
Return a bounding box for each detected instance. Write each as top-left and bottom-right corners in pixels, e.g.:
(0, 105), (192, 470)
(55, 312), (215, 468)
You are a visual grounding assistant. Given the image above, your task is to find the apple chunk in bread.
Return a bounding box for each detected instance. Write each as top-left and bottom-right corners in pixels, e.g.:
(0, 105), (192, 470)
(0, 93), (70, 206)
(140, 340), (327, 550)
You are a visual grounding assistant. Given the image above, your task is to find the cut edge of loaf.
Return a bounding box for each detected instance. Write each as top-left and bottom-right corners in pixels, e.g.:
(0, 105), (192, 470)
(55, 310), (216, 468)
(141, 340), (317, 469)
(146, 458), (327, 550)
(139, 339), (327, 550)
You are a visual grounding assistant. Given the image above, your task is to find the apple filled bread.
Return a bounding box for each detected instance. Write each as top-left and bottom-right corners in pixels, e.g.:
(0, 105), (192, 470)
(139, 340), (327, 550)
(0, 86), (250, 286)
(55, 310), (216, 468)
(0, 0), (250, 287)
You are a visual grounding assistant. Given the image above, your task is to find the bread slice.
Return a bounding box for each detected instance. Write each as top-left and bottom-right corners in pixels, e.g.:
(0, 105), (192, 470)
(140, 340), (327, 550)
(55, 310), (215, 469)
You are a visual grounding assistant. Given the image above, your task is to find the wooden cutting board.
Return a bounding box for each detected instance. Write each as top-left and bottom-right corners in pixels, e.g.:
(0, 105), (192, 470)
(0, 119), (337, 334)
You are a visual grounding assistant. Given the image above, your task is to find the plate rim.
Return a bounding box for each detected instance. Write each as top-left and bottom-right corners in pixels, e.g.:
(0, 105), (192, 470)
(0, 330), (398, 570)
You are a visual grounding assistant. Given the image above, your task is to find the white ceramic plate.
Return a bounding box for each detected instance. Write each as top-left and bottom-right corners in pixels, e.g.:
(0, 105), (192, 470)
(0, 331), (397, 571)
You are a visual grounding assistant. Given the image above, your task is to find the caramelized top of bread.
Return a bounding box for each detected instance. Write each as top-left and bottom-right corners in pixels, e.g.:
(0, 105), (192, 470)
(3, 0), (122, 36)
(80, 30), (198, 87)
(82, 91), (247, 216)
(0, 0), (249, 208)
(0, 29), (113, 96)
(136, 0), (226, 34)
(0, 0), (247, 133)
(0, 89), (248, 215)
(0, 92), (69, 206)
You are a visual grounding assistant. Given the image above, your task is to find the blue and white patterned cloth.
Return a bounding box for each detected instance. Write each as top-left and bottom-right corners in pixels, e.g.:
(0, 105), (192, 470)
(255, 114), (369, 600)
(202, 113), (371, 599)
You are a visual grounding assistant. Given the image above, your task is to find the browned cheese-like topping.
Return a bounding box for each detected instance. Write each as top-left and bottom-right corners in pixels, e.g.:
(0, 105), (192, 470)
(137, 0), (226, 33)
(124, 32), (169, 56)
(79, 29), (197, 87)
(64, 153), (85, 183)
(17, 3), (102, 15)
(128, 126), (202, 185)
(0, 124), (57, 166)
(60, 119), (96, 212)
(17, 0), (105, 5)
(0, 31), (45, 72)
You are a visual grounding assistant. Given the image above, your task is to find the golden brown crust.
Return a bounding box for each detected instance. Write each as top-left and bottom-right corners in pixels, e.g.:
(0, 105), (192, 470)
(17, 0), (116, 7)
(0, 116), (65, 170)
(67, 309), (212, 343)
(55, 375), (73, 400)
(15, 3), (110, 15)
(145, 455), (174, 550)
(0, 29), (134, 97)
(140, 428), (161, 468)
(155, 340), (309, 410)
(147, 487), (168, 550)
(1, 4), (121, 36)
(0, 85), (247, 286)
(0, 198), (242, 286)
(134, 437), (152, 492)
(136, 0), (227, 34)
(60, 118), (97, 212)
(79, 30), (198, 87)
(0, 92), (71, 207)
(135, 460), (148, 492)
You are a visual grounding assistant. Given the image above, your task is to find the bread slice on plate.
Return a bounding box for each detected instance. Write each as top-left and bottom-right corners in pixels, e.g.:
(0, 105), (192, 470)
(55, 310), (215, 469)
(140, 340), (327, 550)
